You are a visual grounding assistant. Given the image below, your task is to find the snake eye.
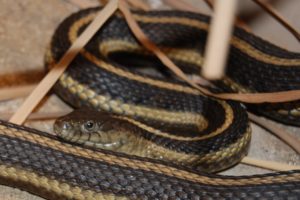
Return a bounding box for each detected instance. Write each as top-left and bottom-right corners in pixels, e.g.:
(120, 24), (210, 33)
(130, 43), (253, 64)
(83, 120), (95, 131)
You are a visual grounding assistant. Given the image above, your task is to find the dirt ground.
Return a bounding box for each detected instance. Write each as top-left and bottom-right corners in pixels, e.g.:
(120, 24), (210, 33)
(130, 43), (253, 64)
(0, 0), (299, 199)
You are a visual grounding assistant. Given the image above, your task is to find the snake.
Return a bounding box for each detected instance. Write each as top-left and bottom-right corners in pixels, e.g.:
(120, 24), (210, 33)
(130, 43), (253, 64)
(0, 6), (299, 199)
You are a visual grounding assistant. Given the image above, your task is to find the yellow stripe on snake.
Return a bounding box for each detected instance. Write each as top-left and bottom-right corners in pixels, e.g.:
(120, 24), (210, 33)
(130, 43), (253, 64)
(0, 7), (299, 199)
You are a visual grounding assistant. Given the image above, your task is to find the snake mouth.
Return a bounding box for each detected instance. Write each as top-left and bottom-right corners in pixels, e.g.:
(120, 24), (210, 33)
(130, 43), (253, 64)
(54, 126), (123, 150)
(84, 140), (123, 150)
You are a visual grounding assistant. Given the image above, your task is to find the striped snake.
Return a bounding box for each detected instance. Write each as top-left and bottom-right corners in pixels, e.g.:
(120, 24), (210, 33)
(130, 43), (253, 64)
(1, 7), (299, 199)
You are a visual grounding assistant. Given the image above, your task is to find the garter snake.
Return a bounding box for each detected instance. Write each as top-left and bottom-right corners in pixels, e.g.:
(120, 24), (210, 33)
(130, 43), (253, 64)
(0, 7), (300, 200)
(47, 7), (251, 173)
(0, 120), (299, 199)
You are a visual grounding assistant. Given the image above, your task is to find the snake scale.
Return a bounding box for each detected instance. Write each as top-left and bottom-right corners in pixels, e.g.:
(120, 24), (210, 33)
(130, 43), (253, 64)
(0, 7), (299, 200)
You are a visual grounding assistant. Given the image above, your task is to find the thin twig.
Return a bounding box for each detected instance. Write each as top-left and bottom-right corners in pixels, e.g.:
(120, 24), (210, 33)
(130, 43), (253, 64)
(249, 113), (300, 154)
(202, 0), (238, 79)
(9, 0), (119, 125)
(241, 157), (300, 171)
(252, 0), (300, 42)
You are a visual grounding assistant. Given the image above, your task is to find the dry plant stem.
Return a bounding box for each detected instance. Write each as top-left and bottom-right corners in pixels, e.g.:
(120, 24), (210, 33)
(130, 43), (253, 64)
(252, 0), (300, 42)
(241, 157), (300, 171)
(0, 84), (36, 101)
(249, 113), (300, 154)
(9, 0), (119, 125)
(202, 0), (238, 80)
(0, 111), (70, 121)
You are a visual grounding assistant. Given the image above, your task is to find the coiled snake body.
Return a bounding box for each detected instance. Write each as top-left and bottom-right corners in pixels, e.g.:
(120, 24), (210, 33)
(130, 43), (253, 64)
(0, 7), (299, 199)
(49, 7), (251, 173)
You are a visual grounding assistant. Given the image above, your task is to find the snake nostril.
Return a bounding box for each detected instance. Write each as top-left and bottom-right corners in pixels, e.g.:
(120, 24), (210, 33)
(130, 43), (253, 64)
(53, 121), (71, 135)
(62, 121), (71, 130)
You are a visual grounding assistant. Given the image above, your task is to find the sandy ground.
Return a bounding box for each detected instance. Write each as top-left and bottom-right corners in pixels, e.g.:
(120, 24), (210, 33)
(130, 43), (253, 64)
(0, 0), (299, 199)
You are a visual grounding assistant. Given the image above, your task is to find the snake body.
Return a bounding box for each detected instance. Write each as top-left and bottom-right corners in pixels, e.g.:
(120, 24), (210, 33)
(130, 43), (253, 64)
(47, 7), (251, 173)
(1, 7), (300, 199)
(0, 120), (300, 199)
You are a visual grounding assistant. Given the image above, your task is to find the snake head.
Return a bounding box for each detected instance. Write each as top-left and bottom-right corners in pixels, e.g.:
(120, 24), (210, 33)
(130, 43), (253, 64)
(53, 109), (125, 150)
